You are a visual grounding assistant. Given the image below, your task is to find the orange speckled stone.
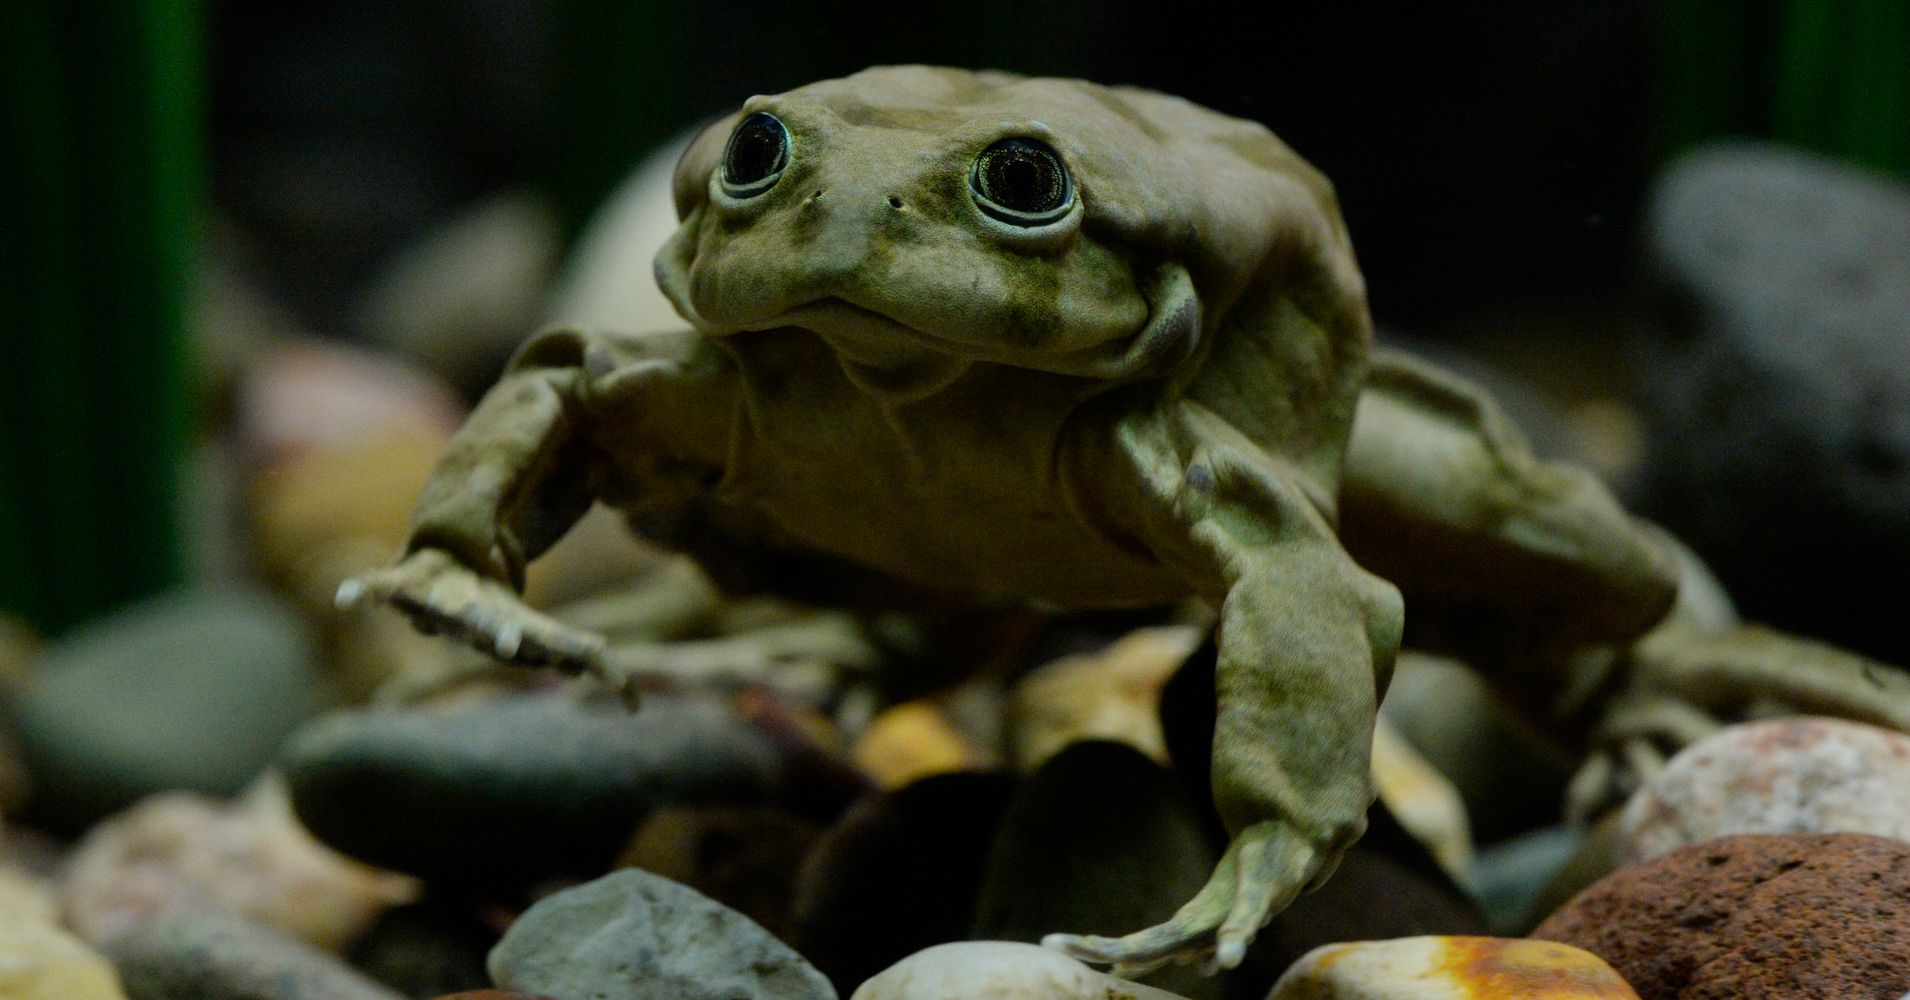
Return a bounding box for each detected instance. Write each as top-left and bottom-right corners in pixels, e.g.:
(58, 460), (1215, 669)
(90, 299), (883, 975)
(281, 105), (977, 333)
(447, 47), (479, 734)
(1269, 935), (1641, 999)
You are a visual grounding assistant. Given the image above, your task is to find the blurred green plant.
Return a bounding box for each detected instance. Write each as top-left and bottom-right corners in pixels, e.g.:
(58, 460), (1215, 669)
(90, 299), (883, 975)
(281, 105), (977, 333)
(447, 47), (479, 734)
(1657, 0), (1908, 174)
(1, 1), (201, 635)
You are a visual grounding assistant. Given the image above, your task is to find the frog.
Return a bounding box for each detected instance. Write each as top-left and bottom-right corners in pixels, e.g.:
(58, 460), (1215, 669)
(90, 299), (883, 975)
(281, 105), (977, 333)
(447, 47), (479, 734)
(338, 66), (1910, 974)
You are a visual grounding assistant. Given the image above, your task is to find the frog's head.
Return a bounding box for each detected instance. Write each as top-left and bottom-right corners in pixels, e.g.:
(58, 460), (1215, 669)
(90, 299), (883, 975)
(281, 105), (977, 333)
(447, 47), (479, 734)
(657, 66), (1369, 410)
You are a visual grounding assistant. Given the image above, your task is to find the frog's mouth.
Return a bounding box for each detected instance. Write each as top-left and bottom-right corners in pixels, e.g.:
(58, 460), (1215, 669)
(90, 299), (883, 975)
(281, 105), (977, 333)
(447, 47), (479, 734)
(740, 260), (1205, 388)
(746, 297), (977, 402)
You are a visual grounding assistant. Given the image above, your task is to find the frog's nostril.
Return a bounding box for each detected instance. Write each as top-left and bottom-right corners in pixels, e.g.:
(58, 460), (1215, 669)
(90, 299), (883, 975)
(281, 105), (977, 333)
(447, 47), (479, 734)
(887, 195), (904, 210)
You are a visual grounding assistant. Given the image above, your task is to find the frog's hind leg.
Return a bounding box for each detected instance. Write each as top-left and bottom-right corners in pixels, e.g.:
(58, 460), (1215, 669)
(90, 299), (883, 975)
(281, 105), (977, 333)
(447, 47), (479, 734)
(1338, 348), (1681, 682)
(1568, 621), (1910, 819)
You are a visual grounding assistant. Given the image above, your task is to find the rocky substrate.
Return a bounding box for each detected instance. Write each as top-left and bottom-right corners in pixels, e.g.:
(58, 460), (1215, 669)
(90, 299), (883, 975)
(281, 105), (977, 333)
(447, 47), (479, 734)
(1, 140), (1908, 1000)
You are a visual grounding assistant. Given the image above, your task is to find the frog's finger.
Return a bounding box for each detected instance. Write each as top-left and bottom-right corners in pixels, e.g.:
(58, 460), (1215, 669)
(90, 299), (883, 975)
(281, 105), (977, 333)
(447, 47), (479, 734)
(1214, 825), (1313, 968)
(1041, 844), (1240, 967)
(337, 548), (461, 609)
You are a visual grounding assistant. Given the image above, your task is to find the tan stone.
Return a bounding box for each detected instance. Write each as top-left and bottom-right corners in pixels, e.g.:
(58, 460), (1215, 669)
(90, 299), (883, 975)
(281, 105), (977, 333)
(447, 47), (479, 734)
(1370, 716), (1474, 883)
(60, 778), (418, 951)
(1010, 625), (1202, 772)
(852, 701), (989, 789)
(1269, 936), (1639, 999)
(0, 900), (126, 999)
(851, 942), (1187, 1000)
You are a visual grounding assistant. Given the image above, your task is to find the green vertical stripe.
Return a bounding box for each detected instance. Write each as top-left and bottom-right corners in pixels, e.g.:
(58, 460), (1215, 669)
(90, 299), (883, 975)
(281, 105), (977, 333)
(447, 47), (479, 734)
(0, 1), (198, 634)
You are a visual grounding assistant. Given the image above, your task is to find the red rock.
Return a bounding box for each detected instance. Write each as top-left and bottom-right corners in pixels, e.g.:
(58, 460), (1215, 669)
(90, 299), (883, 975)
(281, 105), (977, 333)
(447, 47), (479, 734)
(1532, 833), (1910, 999)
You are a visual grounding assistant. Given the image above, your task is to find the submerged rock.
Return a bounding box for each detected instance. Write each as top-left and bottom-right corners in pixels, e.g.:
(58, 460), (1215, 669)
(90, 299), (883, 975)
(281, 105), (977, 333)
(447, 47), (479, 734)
(102, 909), (404, 1000)
(488, 868), (835, 1000)
(618, 804), (823, 940)
(1637, 142), (1910, 663)
(971, 741), (1216, 998)
(1008, 625), (1199, 772)
(851, 942), (1187, 1000)
(281, 691), (780, 886)
(788, 772), (1016, 995)
(59, 779), (416, 951)
(9, 586), (325, 832)
(0, 890), (126, 1000)
(1533, 833), (1910, 998)
(1269, 936), (1639, 999)
(1620, 716), (1910, 862)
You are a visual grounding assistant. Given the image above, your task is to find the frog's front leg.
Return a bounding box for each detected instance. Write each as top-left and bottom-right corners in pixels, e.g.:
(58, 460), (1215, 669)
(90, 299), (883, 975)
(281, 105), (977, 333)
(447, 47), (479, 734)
(1046, 403), (1403, 973)
(339, 327), (725, 688)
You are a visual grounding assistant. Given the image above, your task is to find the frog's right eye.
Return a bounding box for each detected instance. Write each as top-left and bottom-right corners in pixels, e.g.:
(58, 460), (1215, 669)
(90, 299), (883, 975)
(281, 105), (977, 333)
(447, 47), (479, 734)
(721, 112), (790, 198)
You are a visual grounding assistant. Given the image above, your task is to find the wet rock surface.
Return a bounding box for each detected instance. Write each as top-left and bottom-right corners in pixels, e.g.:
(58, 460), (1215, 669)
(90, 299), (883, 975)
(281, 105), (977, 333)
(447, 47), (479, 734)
(1269, 935), (1640, 999)
(345, 899), (498, 999)
(7, 586), (325, 833)
(1638, 143), (1910, 664)
(0, 884), (127, 1000)
(1533, 832), (1910, 999)
(1620, 716), (1910, 863)
(617, 803), (824, 940)
(850, 942), (1188, 1000)
(102, 909), (405, 1000)
(971, 741), (1217, 999)
(60, 782), (417, 951)
(488, 868), (836, 1000)
(280, 692), (781, 887)
(789, 772), (1017, 996)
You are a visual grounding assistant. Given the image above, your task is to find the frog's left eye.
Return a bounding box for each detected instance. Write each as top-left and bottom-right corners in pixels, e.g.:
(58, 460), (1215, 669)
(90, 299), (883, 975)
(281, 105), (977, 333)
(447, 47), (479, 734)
(970, 138), (1073, 226)
(722, 112), (790, 198)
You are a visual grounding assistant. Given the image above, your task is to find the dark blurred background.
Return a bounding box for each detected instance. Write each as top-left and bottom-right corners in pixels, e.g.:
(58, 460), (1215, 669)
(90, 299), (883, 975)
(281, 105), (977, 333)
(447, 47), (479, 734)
(4, 0), (1907, 654)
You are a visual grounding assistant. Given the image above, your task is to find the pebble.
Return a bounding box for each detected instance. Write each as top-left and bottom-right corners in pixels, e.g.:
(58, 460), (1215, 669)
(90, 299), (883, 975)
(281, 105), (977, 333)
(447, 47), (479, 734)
(1533, 833), (1910, 998)
(236, 336), (463, 470)
(60, 780), (418, 951)
(1620, 716), (1910, 863)
(352, 191), (562, 396)
(971, 741), (1216, 999)
(432, 993), (556, 1000)
(1008, 625), (1199, 772)
(1369, 714), (1474, 883)
(1378, 651), (1574, 844)
(102, 909), (404, 1000)
(1268, 936), (1639, 999)
(851, 701), (990, 789)
(850, 942), (1187, 1000)
(488, 868), (835, 1000)
(8, 586), (325, 832)
(789, 772), (1017, 995)
(281, 692), (781, 887)
(346, 900), (497, 999)
(0, 888), (126, 1000)
(1637, 142), (1910, 663)
(618, 804), (823, 939)
(1245, 842), (1491, 985)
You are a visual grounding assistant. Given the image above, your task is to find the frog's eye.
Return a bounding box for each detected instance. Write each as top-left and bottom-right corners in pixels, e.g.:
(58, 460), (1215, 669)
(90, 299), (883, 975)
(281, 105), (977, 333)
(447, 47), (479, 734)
(970, 138), (1073, 226)
(721, 112), (790, 198)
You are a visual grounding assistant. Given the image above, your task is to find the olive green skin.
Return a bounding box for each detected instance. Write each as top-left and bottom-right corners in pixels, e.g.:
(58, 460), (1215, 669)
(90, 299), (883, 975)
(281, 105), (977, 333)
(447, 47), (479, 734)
(347, 66), (1809, 971)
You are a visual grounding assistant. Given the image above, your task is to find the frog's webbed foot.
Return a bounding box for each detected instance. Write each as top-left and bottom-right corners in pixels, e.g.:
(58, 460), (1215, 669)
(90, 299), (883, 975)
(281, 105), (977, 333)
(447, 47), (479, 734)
(1043, 819), (1331, 975)
(337, 548), (611, 684)
(1566, 695), (1724, 821)
(1567, 622), (1910, 820)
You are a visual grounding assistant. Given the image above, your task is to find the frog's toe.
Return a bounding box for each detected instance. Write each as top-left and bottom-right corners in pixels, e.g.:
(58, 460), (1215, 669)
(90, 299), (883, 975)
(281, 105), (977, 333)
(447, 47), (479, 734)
(1043, 820), (1318, 973)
